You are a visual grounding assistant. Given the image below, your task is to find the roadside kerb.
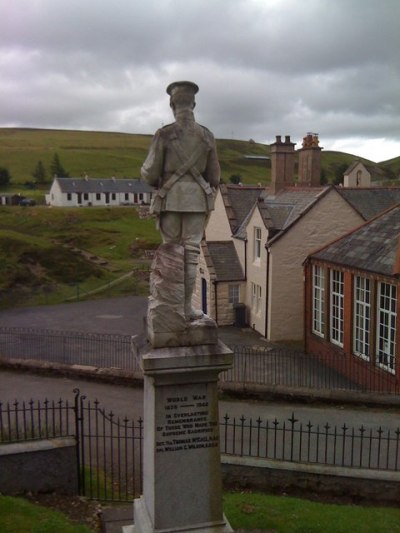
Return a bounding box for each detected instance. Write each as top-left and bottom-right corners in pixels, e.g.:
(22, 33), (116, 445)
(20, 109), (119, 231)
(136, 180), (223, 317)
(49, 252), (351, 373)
(1, 355), (400, 408)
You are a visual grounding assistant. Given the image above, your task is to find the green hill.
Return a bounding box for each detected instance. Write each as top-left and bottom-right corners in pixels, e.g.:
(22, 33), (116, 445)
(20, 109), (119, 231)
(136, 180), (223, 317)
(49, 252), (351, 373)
(1, 127), (398, 194)
(0, 206), (160, 307)
(0, 128), (399, 307)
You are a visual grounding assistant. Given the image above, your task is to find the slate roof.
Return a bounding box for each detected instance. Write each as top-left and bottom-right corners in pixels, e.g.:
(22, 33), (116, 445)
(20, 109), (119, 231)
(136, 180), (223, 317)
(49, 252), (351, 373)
(55, 177), (153, 194)
(336, 187), (400, 220)
(310, 203), (400, 277)
(234, 185), (329, 242)
(219, 184), (265, 233)
(203, 241), (245, 281)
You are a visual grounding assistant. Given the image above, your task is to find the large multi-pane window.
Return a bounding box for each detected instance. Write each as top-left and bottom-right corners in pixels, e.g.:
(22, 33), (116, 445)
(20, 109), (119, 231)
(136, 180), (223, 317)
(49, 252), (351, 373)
(330, 270), (344, 347)
(254, 227), (262, 261)
(353, 276), (371, 360)
(376, 282), (397, 374)
(312, 265), (325, 337)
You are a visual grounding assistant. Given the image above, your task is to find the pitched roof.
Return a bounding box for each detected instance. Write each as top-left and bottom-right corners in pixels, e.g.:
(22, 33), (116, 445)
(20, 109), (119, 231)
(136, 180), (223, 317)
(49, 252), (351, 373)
(203, 241), (245, 281)
(336, 187), (400, 220)
(310, 203), (400, 277)
(344, 160), (387, 181)
(55, 177), (153, 194)
(236, 185), (329, 243)
(219, 184), (265, 233)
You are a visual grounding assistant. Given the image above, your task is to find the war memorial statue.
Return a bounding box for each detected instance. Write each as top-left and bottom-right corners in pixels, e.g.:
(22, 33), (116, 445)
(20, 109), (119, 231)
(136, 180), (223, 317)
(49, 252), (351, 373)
(141, 81), (220, 347)
(130, 83), (233, 533)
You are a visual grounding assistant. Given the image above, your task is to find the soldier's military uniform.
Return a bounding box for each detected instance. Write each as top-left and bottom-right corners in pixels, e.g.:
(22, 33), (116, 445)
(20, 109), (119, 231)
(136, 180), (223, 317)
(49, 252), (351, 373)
(141, 81), (220, 320)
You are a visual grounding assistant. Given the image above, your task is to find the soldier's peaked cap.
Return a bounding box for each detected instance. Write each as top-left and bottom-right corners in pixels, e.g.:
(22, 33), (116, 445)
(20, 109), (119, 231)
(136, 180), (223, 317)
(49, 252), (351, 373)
(166, 81), (199, 97)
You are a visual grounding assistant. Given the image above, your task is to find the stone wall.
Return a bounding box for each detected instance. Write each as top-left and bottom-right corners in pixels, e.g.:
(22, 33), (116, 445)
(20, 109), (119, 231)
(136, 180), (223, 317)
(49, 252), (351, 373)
(0, 437), (78, 495)
(222, 455), (400, 506)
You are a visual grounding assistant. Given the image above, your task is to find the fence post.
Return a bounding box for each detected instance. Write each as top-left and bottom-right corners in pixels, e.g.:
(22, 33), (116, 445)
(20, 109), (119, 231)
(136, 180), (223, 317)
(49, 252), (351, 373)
(73, 388), (86, 495)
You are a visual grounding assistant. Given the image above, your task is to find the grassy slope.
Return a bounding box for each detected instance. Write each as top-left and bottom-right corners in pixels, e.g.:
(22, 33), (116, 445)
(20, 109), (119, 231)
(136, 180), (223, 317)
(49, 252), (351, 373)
(224, 491), (400, 533)
(0, 206), (160, 304)
(1, 492), (400, 533)
(3, 127), (397, 190)
(0, 495), (91, 533)
(0, 128), (270, 188)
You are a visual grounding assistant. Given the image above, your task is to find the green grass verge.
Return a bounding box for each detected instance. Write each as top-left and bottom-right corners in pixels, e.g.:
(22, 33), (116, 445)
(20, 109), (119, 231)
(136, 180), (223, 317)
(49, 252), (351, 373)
(0, 495), (92, 533)
(223, 491), (400, 532)
(2, 491), (399, 533)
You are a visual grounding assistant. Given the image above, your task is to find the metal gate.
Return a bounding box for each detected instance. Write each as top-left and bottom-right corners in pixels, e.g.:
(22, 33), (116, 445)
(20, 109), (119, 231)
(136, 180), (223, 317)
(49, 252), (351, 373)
(74, 389), (143, 501)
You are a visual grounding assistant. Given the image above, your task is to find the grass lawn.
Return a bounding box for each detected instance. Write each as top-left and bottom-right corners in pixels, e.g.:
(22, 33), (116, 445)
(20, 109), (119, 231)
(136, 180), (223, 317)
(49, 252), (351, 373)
(223, 491), (400, 532)
(1, 491), (400, 532)
(0, 495), (92, 533)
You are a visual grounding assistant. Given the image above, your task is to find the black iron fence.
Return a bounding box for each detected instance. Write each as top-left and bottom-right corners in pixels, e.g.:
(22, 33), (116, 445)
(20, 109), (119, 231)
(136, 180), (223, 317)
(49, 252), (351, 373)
(1, 391), (400, 501)
(0, 327), (398, 395)
(222, 345), (400, 395)
(0, 390), (143, 501)
(0, 326), (139, 372)
(220, 413), (400, 471)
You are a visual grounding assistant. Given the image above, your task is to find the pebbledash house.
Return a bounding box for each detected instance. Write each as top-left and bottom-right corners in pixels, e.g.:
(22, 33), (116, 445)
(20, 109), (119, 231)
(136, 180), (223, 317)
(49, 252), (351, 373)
(46, 176), (154, 207)
(304, 203), (400, 391)
(194, 133), (400, 343)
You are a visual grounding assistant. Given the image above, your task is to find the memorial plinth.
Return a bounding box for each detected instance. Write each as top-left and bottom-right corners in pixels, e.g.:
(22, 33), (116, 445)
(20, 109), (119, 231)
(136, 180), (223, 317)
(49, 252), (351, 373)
(132, 341), (233, 533)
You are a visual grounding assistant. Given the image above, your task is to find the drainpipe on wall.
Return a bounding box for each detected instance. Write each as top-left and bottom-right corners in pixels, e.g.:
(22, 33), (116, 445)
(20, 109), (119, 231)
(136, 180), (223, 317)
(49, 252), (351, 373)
(213, 281), (218, 324)
(244, 239), (248, 279)
(264, 245), (270, 339)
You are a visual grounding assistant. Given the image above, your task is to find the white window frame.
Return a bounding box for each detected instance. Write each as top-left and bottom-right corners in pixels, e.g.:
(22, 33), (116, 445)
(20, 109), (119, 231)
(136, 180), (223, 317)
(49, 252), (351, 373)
(376, 282), (397, 374)
(312, 265), (325, 337)
(256, 284), (262, 314)
(330, 269), (344, 347)
(254, 227), (262, 261)
(228, 284), (240, 306)
(353, 276), (371, 360)
(251, 282), (262, 314)
(251, 282), (257, 310)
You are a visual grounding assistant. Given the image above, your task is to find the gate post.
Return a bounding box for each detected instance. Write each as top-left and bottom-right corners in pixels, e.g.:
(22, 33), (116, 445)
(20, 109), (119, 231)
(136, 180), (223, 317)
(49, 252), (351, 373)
(73, 388), (86, 496)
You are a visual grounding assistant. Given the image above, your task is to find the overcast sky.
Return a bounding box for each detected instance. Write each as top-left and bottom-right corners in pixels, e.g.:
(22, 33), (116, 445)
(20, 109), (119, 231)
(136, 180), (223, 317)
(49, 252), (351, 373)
(2, 0), (400, 162)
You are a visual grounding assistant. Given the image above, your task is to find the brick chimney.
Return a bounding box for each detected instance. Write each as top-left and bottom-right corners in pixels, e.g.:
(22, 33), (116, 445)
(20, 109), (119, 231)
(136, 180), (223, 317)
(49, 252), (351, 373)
(270, 135), (296, 195)
(298, 133), (323, 186)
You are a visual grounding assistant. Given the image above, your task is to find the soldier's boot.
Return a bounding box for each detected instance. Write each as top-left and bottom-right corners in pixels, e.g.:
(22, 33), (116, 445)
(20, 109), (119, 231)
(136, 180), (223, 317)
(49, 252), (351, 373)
(184, 247), (204, 321)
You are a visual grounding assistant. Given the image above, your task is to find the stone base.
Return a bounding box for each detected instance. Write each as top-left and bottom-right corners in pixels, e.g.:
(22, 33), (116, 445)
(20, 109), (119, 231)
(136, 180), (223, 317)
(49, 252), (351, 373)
(131, 497), (233, 533)
(147, 313), (218, 348)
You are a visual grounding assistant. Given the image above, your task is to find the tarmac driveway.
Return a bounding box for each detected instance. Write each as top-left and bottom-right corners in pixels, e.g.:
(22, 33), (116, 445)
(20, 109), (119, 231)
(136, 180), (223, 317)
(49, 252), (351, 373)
(0, 296), (149, 336)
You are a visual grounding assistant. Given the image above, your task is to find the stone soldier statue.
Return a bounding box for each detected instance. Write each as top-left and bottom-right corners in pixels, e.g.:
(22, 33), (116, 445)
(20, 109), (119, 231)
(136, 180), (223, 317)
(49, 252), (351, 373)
(141, 81), (220, 321)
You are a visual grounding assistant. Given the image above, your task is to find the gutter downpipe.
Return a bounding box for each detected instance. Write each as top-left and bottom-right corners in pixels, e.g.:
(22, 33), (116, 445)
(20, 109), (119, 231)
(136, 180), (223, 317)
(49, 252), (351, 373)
(265, 244), (270, 339)
(213, 280), (218, 324)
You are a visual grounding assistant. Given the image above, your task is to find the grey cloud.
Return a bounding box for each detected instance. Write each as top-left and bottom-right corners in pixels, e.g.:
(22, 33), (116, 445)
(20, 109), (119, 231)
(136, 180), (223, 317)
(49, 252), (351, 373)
(0, 0), (399, 161)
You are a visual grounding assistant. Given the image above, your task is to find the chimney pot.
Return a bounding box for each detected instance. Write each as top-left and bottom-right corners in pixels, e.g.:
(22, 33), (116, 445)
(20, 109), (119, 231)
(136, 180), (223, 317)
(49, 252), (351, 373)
(285, 135), (291, 143)
(276, 135), (281, 143)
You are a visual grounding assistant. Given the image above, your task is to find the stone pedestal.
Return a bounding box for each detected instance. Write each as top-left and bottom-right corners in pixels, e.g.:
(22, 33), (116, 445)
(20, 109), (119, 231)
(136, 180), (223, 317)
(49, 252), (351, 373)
(131, 341), (233, 533)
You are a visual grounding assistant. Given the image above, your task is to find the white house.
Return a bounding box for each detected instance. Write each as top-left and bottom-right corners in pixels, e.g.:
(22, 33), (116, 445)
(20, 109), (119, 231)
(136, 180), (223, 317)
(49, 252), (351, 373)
(195, 135), (400, 343)
(46, 177), (154, 207)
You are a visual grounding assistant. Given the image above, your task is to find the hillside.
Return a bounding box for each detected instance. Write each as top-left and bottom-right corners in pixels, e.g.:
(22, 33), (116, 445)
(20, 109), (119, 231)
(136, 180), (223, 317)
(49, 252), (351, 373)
(0, 206), (161, 307)
(1, 128), (398, 193)
(0, 128), (269, 188)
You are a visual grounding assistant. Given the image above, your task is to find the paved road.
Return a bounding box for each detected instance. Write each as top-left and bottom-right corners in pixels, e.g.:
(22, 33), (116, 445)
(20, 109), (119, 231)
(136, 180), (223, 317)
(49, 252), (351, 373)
(1, 369), (399, 433)
(1, 296), (399, 433)
(0, 296), (149, 336)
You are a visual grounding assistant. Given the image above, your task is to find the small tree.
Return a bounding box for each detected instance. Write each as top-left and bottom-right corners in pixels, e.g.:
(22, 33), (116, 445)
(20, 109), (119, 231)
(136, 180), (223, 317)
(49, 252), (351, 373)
(32, 160), (47, 184)
(333, 162), (348, 185)
(50, 153), (69, 178)
(0, 167), (11, 187)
